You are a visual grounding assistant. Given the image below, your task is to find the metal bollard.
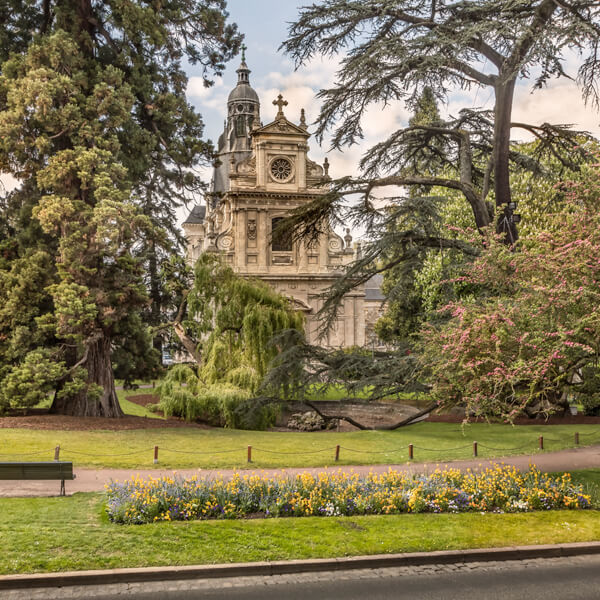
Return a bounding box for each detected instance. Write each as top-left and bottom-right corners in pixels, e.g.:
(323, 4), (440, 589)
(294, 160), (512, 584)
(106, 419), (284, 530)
(575, 432), (580, 445)
(247, 445), (252, 463)
(335, 445), (340, 462)
(408, 444), (414, 460)
(154, 445), (159, 464)
(473, 441), (478, 457)
(539, 436), (544, 450)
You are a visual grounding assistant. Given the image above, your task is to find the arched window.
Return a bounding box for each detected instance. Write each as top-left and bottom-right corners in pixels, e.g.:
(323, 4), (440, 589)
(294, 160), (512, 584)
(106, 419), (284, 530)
(271, 217), (292, 252)
(235, 116), (246, 137)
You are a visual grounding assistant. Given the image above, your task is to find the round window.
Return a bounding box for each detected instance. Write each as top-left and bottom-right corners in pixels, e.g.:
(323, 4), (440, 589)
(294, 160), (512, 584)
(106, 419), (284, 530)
(270, 158), (292, 181)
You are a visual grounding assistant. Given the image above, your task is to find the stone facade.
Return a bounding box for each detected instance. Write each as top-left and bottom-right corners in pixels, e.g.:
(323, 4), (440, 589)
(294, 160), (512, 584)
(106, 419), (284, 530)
(183, 58), (370, 348)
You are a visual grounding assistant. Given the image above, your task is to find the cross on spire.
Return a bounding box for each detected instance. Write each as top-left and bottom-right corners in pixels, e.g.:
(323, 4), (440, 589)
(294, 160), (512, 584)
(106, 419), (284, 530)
(273, 94), (288, 117)
(241, 43), (247, 62)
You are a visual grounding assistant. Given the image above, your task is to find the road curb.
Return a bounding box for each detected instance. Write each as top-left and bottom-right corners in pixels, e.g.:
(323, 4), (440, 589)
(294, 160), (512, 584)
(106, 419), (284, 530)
(2, 542), (600, 590)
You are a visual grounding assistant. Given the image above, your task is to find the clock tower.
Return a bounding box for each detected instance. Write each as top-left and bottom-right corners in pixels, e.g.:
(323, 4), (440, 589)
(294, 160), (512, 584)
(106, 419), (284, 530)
(184, 56), (365, 347)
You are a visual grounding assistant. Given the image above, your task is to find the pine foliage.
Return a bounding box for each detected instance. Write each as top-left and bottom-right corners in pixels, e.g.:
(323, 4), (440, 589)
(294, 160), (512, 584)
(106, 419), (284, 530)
(280, 0), (600, 254)
(0, 1), (241, 416)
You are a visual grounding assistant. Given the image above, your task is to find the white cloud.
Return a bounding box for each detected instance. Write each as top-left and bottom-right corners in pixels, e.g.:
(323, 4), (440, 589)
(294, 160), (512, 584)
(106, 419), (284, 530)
(443, 69), (600, 139)
(512, 78), (600, 139)
(186, 77), (224, 100)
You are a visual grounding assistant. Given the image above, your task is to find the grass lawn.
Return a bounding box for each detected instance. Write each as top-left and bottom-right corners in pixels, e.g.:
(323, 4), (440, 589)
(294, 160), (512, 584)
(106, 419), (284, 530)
(0, 421), (598, 469)
(1, 469), (599, 575)
(117, 389), (162, 419)
(305, 384), (430, 408)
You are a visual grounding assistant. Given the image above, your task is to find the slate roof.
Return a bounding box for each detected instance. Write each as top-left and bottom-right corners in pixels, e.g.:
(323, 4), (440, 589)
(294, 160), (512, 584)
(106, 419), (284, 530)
(183, 204), (206, 225)
(364, 273), (385, 301)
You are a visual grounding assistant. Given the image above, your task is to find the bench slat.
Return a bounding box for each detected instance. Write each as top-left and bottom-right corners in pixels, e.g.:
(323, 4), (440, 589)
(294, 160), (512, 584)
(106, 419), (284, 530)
(0, 462), (75, 481)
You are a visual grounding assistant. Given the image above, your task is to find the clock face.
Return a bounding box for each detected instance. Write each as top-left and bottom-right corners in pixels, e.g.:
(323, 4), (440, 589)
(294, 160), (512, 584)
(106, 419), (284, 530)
(270, 157), (293, 181)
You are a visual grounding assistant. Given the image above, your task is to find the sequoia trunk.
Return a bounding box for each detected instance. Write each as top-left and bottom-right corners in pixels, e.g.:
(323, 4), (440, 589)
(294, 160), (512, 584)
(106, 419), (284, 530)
(50, 335), (124, 417)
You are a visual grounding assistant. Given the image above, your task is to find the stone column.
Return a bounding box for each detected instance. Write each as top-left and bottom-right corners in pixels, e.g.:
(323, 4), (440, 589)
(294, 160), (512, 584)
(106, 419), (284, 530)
(258, 208), (268, 268)
(234, 208), (245, 270)
(298, 240), (308, 272)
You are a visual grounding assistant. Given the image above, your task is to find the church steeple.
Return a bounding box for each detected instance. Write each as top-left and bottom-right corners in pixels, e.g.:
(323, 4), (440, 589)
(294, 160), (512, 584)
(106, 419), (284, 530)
(213, 48), (261, 191)
(236, 44), (251, 85)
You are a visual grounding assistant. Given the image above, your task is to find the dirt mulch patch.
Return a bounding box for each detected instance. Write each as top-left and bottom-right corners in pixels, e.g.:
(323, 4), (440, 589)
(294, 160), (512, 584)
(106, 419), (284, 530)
(127, 394), (160, 408)
(0, 394), (209, 431)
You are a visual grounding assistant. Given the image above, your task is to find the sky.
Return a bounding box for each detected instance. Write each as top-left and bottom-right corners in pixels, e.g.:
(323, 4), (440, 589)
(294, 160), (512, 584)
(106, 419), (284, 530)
(181, 0), (600, 229)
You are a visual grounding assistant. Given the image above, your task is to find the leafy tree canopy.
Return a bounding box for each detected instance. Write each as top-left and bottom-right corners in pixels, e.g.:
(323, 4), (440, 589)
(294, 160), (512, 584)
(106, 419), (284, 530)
(0, 1), (241, 416)
(422, 161), (600, 420)
(281, 0), (600, 247)
(157, 254), (305, 429)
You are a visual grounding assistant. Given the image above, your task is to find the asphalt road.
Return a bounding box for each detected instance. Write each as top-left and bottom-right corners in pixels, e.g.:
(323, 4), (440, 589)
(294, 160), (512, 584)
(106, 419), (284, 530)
(6, 555), (600, 600)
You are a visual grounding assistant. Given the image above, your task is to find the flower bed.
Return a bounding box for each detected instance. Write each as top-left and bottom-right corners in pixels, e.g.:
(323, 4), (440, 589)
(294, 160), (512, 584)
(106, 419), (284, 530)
(106, 466), (592, 524)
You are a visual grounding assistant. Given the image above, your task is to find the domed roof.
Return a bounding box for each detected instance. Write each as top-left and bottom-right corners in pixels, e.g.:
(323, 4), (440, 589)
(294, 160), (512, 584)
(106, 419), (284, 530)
(227, 53), (259, 105)
(228, 82), (259, 103)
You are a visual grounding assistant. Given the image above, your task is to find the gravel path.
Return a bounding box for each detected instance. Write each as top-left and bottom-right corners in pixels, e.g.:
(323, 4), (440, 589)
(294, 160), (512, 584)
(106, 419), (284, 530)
(1, 444), (598, 497)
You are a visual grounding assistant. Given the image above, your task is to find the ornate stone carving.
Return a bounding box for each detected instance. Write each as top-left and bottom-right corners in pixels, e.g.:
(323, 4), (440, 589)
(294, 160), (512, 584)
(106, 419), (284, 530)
(216, 234), (234, 250)
(344, 228), (353, 248)
(271, 158), (292, 180)
(237, 155), (256, 175)
(269, 156), (294, 182)
(328, 235), (343, 252)
(273, 94), (288, 118)
(306, 158), (324, 177)
(299, 108), (307, 130)
(247, 219), (257, 240)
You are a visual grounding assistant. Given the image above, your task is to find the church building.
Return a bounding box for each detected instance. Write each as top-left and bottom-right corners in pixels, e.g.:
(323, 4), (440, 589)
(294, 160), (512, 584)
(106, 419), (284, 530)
(183, 55), (378, 348)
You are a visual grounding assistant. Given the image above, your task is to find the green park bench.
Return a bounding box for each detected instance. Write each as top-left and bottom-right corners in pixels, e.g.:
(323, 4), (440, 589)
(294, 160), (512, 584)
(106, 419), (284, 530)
(0, 461), (76, 496)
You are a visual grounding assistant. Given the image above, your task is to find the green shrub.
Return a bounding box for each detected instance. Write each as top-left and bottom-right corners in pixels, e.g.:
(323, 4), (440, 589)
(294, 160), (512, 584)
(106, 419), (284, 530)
(577, 366), (600, 416)
(157, 381), (276, 429)
(580, 395), (600, 416)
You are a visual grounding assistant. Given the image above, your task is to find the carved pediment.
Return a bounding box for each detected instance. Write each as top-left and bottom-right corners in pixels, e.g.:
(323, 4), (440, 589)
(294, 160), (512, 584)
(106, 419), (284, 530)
(254, 117), (310, 137)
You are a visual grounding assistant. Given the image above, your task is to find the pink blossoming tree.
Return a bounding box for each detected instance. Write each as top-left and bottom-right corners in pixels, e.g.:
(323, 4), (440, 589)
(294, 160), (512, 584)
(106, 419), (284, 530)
(423, 164), (600, 420)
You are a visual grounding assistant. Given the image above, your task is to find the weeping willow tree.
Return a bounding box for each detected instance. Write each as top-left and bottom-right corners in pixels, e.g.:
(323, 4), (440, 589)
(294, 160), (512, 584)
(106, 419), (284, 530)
(157, 253), (304, 428)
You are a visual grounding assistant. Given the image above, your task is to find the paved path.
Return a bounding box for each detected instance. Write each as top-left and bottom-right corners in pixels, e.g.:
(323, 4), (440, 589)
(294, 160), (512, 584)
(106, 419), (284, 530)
(1, 444), (599, 497)
(4, 555), (600, 599)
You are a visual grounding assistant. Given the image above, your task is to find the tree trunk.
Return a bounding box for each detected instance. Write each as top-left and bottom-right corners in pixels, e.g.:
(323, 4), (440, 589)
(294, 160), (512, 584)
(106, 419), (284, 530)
(147, 238), (163, 357)
(50, 335), (124, 417)
(493, 79), (518, 244)
(173, 322), (203, 364)
(457, 130), (491, 232)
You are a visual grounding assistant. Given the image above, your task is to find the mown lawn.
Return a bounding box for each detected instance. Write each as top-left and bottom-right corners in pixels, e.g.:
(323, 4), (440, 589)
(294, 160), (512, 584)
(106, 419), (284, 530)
(305, 384), (430, 407)
(0, 421), (598, 469)
(1, 470), (599, 575)
(117, 389), (162, 419)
